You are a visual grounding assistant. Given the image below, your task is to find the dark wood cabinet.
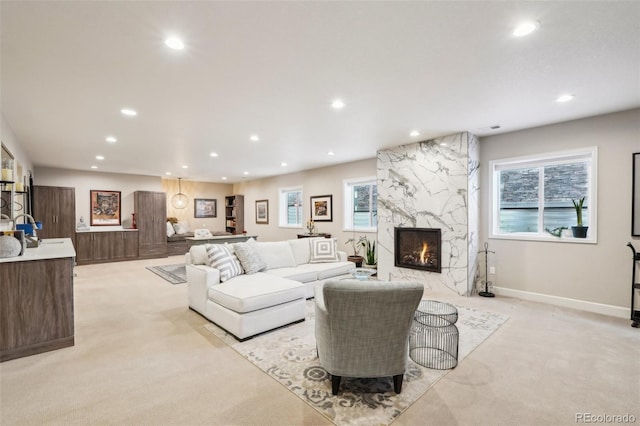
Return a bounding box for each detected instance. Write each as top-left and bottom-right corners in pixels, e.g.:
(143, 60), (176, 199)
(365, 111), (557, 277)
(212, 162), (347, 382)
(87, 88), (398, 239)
(75, 233), (95, 264)
(33, 186), (76, 245)
(121, 231), (139, 259)
(75, 231), (139, 265)
(1, 256), (75, 362)
(134, 191), (167, 258)
(225, 195), (244, 235)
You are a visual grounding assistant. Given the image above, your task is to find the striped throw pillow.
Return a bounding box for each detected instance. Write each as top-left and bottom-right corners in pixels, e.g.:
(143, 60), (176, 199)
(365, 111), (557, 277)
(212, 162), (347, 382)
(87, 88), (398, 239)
(206, 244), (244, 282)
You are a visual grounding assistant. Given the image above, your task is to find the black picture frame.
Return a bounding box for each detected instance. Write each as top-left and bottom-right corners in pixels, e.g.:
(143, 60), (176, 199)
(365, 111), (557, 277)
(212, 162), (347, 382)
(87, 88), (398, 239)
(633, 153), (640, 236)
(194, 198), (217, 218)
(310, 194), (333, 222)
(90, 190), (121, 226)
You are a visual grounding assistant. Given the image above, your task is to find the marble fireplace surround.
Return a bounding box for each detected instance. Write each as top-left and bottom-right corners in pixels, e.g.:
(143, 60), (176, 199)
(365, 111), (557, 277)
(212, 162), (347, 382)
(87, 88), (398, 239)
(377, 132), (480, 296)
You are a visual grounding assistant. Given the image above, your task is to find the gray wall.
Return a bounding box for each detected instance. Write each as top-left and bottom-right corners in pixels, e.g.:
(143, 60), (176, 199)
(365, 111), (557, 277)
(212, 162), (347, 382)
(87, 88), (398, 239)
(233, 158), (376, 246)
(34, 167), (162, 229)
(479, 108), (640, 312)
(33, 167), (233, 232)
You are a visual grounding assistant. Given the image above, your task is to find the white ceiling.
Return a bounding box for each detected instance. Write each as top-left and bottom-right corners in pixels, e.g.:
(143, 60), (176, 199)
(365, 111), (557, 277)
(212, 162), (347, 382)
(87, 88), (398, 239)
(2, 1), (639, 183)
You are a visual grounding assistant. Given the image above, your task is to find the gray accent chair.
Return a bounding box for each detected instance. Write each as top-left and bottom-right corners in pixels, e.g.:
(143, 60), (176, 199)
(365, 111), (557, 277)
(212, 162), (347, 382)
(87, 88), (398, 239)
(314, 279), (424, 395)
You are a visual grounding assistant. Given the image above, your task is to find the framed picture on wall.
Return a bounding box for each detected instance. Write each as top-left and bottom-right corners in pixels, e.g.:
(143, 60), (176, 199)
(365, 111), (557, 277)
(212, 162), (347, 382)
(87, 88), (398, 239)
(310, 194), (332, 222)
(256, 200), (269, 224)
(90, 190), (121, 226)
(633, 153), (640, 236)
(194, 198), (217, 218)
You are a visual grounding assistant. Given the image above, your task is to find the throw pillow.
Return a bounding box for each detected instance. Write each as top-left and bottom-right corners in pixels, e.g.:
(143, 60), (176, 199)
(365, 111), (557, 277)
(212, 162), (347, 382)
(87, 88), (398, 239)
(173, 221), (191, 235)
(166, 221), (176, 237)
(233, 239), (267, 274)
(310, 238), (339, 263)
(194, 228), (212, 238)
(206, 244), (244, 282)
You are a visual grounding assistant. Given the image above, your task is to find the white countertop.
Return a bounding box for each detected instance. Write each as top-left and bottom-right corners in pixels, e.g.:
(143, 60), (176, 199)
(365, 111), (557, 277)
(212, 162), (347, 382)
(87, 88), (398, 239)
(76, 228), (138, 233)
(186, 234), (257, 241)
(0, 238), (76, 263)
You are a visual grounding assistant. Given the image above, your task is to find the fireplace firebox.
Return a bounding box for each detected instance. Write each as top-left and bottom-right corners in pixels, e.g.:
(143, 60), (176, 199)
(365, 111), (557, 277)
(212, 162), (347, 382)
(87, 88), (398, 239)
(394, 227), (442, 273)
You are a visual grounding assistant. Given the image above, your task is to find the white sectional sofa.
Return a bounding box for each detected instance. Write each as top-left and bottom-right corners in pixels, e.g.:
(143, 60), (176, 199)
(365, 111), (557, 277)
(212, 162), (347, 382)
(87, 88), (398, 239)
(186, 237), (355, 340)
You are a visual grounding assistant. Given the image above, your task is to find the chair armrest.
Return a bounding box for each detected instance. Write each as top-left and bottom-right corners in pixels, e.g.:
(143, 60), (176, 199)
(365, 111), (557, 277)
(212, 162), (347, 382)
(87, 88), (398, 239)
(186, 264), (221, 314)
(337, 251), (347, 261)
(314, 286), (331, 363)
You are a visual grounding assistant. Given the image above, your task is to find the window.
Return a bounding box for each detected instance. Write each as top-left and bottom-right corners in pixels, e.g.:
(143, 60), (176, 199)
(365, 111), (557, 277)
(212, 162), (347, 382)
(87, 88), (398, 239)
(279, 186), (303, 227)
(343, 177), (377, 231)
(490, 147), (597, 242)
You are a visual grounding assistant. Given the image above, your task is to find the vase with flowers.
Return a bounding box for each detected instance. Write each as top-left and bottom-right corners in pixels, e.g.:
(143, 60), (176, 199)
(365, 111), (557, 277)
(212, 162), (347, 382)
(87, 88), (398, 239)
(306, 218), (315, 234)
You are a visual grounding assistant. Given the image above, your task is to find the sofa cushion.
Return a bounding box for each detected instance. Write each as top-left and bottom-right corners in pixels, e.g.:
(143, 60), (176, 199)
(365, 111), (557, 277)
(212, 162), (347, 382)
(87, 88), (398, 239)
(206, 244), (244, 282)
(168, 232), (194, 242)
(288, 238), (313, 265)
(299, 261), (355, 280)
(189, 244), (209, 265)
(194, 228), (213, 238)
(208, 273), (304, 313)
(233, 239), (267, 274)
(253, 241), (296, 270)
(264, 267), (319, 283)
(309, 238), (339, 263)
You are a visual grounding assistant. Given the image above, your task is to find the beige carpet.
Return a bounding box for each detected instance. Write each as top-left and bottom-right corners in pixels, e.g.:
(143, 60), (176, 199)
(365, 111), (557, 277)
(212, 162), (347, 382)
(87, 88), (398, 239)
(1, 256), (639, 425)
(205, 300), (508, 425)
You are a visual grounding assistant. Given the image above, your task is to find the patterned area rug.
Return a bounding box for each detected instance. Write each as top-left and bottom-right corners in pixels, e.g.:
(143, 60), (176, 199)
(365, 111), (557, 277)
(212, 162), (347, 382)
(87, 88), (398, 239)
(145, 264), (186, 284)
(205, 300), (508, 425)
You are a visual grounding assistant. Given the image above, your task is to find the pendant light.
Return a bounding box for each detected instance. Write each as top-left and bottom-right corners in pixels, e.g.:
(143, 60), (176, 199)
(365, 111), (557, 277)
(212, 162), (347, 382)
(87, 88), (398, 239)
(171, 178), (188, 209)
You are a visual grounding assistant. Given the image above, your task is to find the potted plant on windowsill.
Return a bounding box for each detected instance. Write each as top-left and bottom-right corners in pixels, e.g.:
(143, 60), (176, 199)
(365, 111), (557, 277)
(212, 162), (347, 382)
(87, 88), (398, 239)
(361, 236), (377, 269)
(571, 197), (588, 238)
(345, 235), (365, 267)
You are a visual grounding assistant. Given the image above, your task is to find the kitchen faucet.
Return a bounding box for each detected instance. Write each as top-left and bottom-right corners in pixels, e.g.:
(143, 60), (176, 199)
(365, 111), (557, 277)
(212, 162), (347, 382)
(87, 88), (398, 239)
(13, 214), (38, 238)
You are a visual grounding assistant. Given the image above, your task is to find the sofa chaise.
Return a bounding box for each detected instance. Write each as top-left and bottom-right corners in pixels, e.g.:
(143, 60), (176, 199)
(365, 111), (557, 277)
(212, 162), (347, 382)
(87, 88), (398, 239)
(186, 237), (355, 340)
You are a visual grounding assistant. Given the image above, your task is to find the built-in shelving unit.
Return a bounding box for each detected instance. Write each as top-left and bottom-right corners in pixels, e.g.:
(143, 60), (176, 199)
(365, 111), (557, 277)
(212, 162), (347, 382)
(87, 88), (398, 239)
(225, 195), (244, 235)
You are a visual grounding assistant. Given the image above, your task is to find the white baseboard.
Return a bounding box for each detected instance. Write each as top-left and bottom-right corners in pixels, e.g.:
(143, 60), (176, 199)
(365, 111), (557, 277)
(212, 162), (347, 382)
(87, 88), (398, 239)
(493, 286), (629, 319)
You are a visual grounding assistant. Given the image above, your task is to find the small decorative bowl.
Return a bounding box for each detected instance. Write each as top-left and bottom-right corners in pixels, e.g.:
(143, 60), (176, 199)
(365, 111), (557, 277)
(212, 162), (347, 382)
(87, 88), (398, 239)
(352, 267), (375, 280)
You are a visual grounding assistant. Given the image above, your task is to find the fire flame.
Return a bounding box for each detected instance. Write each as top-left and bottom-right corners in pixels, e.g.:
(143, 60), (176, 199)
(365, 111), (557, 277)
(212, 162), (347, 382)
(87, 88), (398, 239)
(420, 242), (428, 263)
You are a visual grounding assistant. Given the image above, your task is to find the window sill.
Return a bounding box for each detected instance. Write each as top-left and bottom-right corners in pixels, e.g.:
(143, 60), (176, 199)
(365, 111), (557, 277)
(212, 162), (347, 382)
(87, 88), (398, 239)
(343, 228), (377, 233)
(490, 233), (597, 244)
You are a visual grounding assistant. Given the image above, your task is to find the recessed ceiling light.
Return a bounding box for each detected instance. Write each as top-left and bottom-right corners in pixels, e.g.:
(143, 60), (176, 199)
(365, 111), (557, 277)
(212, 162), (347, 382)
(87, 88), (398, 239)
(440, 143), (448, 146)
(243, 171), (249, 175)
(410, 130), (420, 137)
(555, 94), (575, 103)
(221, 176), (228, 181)
(165, 36), (185, 50)
(331, 99), (345, 109)
(513, 21), (539, 37)
(210, 152), (219, 157)
(95, 155), (105, 160)
(181, 165), (189, 169)
(281, 162), (288, 167)
(120, 108), (137, 116)
(105, 136), (117, 143)
(328, 151), (335, 156)
(250, 134), (260, 142)
(165, 172), (172, 175)
(91, 165), (98, 169)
